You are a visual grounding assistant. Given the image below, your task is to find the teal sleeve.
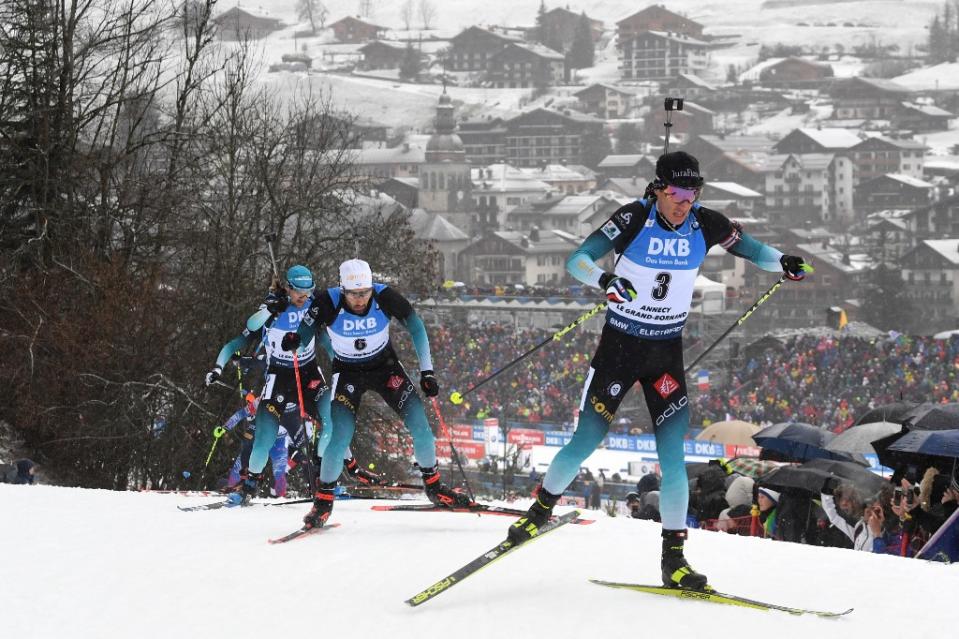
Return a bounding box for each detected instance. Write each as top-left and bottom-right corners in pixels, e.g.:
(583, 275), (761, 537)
(215, 334), (255, 368)
(727, 232), (784, 273)
(566, 230), (615, 288)
(215, 309), (269, 367)
(317, 328), (335, 360)
(400, 311), (434, 372)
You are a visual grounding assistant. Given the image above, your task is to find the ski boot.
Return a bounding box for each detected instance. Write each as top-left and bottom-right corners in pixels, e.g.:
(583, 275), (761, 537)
(421, 465), (473, 508)
(661, 529), (711, 591)
(345, 457), (383, 486)
(507, 485), (560, 545)
(226, 470), (261, 506)
(303, 481), (336, 529)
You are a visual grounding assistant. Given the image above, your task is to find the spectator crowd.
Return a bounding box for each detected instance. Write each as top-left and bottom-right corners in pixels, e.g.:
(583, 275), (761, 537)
(693, 333), (959, 432)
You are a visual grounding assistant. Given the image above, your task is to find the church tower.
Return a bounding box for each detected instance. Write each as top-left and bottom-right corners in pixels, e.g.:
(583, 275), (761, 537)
(418, 88), (473, 232)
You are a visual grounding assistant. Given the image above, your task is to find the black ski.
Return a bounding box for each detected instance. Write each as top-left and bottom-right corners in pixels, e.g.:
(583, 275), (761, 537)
(589, 580), (853, 618)
(268, 522), (341, 544)
(177, 499), (246, 511)
(405, 510), (580, 607)
(372, 503), (595, 525)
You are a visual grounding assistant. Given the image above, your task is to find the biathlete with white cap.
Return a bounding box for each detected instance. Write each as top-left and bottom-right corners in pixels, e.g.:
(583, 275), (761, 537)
(283, 258), (473, 529)
(205, 265), (378, 505)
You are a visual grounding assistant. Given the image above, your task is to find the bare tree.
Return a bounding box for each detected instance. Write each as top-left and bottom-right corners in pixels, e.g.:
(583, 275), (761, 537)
(418, 0), (437, 30)
(297, 0), (328, 34)
(400, 0), (414, 30)
(0, 0), (436, 489)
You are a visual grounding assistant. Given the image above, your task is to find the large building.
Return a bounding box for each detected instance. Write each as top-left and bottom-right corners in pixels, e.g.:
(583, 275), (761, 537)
(503, 108), (607, 168)
(900, 239), (959, 333)
(458, 228), (580, 285)
(487, 42), (565, 89)
(447, 26), (522, 72)
(830, 77), (913, 120)
(619, 31), (710, 80)
(616, 5), (704, 39)
(761, 153), (855, 226)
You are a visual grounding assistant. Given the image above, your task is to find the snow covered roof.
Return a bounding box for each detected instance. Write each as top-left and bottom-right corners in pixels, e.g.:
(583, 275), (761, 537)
(597, 154), (647, 168)
(706, 182), (763, 198)
(350, 144), (426, 165)
(794, 127), (862, 149)
(923, 240), (959, 265)
(472, 163), (551, 193)
(893, 62), (959, 92)
(408, 209), (468, 242)
(925, 156), (959, 174)
(901, 102), (954, 117)
(574, 83), (639, 97)
(645, 30), (710, 47)
(698, 135), (775, 154)
(796, 242), (872, 274)
(501, 41), (565, 61)
(672, 73), (715, 90)
(544, 193), (618, 217)
(492, 230), (580, 254)
(883, 173), (935, 189)
(520, 164), (592, 182)
(762, 153), (835, 172)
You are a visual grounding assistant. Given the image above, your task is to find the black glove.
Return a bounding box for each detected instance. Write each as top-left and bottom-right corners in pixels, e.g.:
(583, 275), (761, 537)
(205, 366), (222, 386)
(822, 476), (840, 496)
(599, 272), (636, 304)
(281, 331), (301, 352)
(780, 255), (809, 281)
(264, 289), (289, 315)
(420, 370), (439, 397)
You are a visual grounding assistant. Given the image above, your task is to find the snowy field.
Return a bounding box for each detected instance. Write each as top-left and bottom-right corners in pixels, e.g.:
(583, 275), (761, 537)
(3, 483), (957, 638)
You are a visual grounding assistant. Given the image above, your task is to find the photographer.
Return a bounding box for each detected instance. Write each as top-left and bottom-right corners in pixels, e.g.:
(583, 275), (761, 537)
(821, 478), (878, 552)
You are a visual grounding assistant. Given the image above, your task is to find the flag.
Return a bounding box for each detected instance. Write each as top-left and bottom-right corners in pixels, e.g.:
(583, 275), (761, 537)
(697, 370), (710, 391)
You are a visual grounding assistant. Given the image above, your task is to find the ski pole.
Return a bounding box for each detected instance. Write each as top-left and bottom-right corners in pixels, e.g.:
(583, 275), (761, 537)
(430, 397), (475, 502)
(684, 274), (791, 374)
(291, 351), (317, 493)
(449, 302), (606, 405)
(204, 426), (227, 468)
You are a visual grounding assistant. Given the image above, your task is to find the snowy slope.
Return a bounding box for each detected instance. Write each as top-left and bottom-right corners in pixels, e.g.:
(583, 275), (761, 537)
(2, 484), (957, 638)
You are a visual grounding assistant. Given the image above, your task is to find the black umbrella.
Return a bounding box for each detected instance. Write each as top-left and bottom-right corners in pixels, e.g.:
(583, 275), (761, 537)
(889, 429), (959, 460)
(902, 404), (959, 431)
(855, 401), (923, 426)
(800, 459), (888, 495)
(753, 422), (865, 464)
(759, 459), (886, 496)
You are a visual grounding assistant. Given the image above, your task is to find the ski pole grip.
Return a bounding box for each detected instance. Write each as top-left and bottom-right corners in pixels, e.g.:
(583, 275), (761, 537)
(213, 426), (226, 439)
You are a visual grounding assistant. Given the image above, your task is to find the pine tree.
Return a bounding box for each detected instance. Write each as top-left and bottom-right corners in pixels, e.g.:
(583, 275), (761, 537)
(862, 263), (916, 332)
(399, 42), (420, 81)
(534, 0), (547, 44)
(616, 122), (642, 154)
(568, 12), (594, 69)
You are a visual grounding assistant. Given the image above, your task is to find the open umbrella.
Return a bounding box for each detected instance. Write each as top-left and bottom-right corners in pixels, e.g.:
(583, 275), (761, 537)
(695, 420), (760, 446)
(724, 457), (788, 479)
(826, 421), (901, 456)
(753, 422), (864, 464)
(759, 459), (886, 496)
(901, 403), (959, 430)
(889, 429), (959, 460)
(855, 401), (923, 426)
(801, 459), (888, 495)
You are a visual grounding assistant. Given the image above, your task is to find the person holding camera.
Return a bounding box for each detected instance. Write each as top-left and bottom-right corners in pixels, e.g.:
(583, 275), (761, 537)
(821, 477), (881, 552)
(504, 150), (810, 592)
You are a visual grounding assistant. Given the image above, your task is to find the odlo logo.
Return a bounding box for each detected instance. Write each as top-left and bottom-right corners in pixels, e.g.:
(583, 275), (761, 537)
(655, 395), (688, 427)
(648, 238), (690, 256)
(590, 395), (614, 423)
